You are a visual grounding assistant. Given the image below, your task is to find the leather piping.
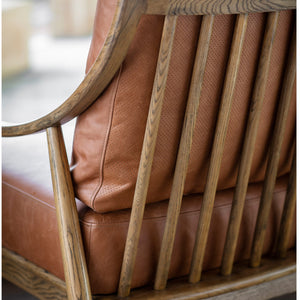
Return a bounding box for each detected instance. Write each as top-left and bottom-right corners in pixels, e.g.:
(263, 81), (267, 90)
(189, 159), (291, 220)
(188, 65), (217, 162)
(90, 65), (124, 210)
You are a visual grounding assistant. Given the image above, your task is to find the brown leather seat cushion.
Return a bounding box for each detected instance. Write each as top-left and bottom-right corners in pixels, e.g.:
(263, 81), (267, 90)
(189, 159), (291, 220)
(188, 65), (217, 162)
(2, 129), (295, 294)
(71, 3), (295, 213)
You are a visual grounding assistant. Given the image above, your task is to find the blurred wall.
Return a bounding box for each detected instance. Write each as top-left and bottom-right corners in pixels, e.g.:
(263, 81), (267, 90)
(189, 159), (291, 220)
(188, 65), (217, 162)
(51, 0), (97, 36)
(2, 0), (97, 78)
(2, 1), (32, 78)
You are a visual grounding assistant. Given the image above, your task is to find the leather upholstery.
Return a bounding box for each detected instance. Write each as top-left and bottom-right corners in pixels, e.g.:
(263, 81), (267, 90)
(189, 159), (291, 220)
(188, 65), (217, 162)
(72, 3), (295, 212)
(2, 129), (295, 294)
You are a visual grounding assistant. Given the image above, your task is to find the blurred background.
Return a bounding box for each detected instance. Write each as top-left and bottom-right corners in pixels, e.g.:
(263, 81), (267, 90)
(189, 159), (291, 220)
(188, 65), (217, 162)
(2, 0), (96, 123)
(2, 0), (97, 298)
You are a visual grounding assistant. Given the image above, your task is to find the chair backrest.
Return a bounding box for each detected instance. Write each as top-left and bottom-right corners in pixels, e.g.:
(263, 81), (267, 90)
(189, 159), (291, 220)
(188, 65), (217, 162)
(72, 3), (295, 214)
(109, 1), (296, 297)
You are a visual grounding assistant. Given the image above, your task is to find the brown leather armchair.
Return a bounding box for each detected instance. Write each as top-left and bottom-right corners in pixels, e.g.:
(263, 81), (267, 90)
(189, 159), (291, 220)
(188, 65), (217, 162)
(2, 0), (296, 299)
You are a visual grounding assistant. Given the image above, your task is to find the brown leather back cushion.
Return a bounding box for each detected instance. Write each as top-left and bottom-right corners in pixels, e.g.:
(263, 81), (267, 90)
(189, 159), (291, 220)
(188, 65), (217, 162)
(71, 1), (295, 212)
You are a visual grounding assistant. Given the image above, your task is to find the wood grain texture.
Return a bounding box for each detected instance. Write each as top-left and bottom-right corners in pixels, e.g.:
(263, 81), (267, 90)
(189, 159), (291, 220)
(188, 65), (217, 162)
(2, 248), (67, 300)
(250, 27), (296, 268)
(118, 15), (178, 298)
(2, 0), (147, 137)
(154, 15), (214, 291)
(98, 251), (295, 300)
(3, 247), (295, 300)
(276, 146), (296, 258)
(204, 273), (295, 300)
(189, 13), (248, 284)
(221, 11), (279, 276)
(47, 126), (92, 300)
(146, 0), (296, 15)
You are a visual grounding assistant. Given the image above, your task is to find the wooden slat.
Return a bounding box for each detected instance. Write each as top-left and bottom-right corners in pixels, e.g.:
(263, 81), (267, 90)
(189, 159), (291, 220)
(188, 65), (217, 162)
(250, 27), (296, 268)
(46, 126), (92, 300)
(2, 248), (67, 300)
(146, 0), (296, 16)
(118, 15), (178, 298)
(189, 14), (248, 284)
(154, 15), (215, 291)
(276, 145), (296, 258)
(221, 12), (279, 276)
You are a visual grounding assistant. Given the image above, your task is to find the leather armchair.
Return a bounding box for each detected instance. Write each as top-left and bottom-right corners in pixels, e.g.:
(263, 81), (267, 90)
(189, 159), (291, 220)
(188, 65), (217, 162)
(2, 0), (296, 299)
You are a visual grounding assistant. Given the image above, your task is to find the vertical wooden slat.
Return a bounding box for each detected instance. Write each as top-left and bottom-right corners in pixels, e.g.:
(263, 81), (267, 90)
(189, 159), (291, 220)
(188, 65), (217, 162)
(221, 12), (279, 276)
(250, 27), (296, 268)
(47, 126), (92, 300)
(118, 15), (178, 298)
(154, 15), (215, 291)
(189, 14), (248, 284)
(276, 145), (296, 258)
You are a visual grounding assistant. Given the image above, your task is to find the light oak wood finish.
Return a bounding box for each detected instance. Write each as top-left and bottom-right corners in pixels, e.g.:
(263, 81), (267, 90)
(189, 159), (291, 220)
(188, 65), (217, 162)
(2, 248), (67, 300)
(99, 251), (295, 300)
(250, 27), (296, 268)
(203, 273), (295, 300)
(146, 0), (296, 15)
(154, 15), (214, 291)
(2, 0), (147, 137)
(3, 247), (295, 300)
(221, 11), (279, 276)
(118, 15), (178, 298)
(189, 13), (248, 284)
(47, 126), (92, 300)
(276, 146), (296, 258)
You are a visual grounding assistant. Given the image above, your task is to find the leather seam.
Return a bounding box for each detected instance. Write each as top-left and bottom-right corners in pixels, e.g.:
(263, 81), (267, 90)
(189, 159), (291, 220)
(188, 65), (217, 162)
(3, 178), (287, 226)
(79, 188), (287, 226)
(90, 65), (123, 210)
(2, 181), (56, 210)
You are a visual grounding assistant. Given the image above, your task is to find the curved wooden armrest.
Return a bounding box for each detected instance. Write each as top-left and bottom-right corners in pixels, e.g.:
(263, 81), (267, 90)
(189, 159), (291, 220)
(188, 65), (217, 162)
(2, 0), (146, 137)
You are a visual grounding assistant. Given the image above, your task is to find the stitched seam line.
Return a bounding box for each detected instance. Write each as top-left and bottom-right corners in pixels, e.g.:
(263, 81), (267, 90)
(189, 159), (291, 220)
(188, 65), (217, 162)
(90, 65), (123, 209)
(3, 180), (288, 226)
(2, 181), (56, 210)
(80, 187), (287, 226)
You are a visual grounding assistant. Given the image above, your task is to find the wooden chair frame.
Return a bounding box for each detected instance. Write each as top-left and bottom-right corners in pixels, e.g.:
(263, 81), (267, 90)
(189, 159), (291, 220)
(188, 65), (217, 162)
(2, 0), (296, 299)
